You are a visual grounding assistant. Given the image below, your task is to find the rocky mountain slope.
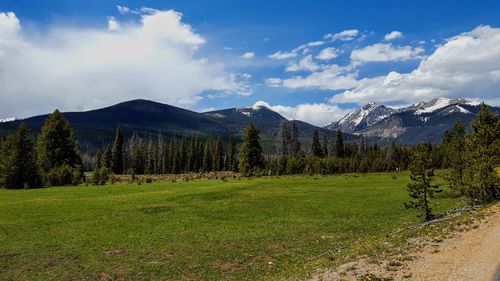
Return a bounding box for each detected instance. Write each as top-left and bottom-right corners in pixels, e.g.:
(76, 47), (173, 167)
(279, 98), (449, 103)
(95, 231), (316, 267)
(325, 97), (500, 144)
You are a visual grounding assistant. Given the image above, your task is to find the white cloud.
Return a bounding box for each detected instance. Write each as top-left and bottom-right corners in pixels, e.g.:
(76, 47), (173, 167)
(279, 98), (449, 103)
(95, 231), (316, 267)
(282, 67), (359, 90)
(107, 16), (121, 31)
(241, 52), (255, 59)
(116, 5), (130, 15)
(350, 43), (424, 64)
(269, 50), (297, 60)
(0, 10), (249, 118)
(269, 40), (324, 60)
(384, 31), (403, 41)
(265, 77), (282, 87)
(316, 47), (338, 60)
(331, 25), (500, 105)
(324, 29), (359, 41)
(286, 55), (320, 72)
(253, 101), (353, 126)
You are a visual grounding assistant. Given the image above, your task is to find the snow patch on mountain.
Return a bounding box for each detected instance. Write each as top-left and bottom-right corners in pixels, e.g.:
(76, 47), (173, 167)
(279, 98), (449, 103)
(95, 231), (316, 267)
(414, 97), (453, 115)
(0, 117), (16, 123)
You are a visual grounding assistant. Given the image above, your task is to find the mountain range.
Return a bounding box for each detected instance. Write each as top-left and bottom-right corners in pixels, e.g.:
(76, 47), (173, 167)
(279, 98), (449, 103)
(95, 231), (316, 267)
(326, 97), (500, 144)
(0, 100), (346, 152)
(0, 97), (498, 152)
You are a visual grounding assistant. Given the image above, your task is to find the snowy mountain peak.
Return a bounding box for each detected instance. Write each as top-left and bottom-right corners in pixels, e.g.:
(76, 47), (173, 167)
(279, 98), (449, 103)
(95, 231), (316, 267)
(0, 117), (17, 123)
(413, 97), (477, 115)
(326, 102), (394, 132)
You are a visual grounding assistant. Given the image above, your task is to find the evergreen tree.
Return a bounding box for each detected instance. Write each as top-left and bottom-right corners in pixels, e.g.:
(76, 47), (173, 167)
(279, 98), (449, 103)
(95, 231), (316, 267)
(111, 127), (124, 174)
(322, 136), (329, 157)
(290, 122), (301, 156)
(405, 144), (441, 221)
(145, 137), (154, 175)
(335, 130), (344, 158)
(311, 130), (324, 157)
(213, 137), (224, 171)
(239, 123), (264, 176)
(443, 121), (466, 194)
(225, 133), (237, 171)
(202, 139), (212, 172)
(281, 123), (291, 156)
(36, 109), (82, 186)
(462, 104), (500, 203)
(179, 136), (188, 172)
(102, 145), (112, 169)
(0, 124), (41, 189)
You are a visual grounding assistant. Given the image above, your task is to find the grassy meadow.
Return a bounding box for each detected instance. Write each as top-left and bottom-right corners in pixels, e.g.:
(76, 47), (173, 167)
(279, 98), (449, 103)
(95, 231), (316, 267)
(0, 172), (463, 280)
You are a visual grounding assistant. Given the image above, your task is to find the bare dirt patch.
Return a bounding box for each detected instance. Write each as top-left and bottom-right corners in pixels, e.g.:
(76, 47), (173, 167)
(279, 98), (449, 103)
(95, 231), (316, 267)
(310, 203), (500, 281)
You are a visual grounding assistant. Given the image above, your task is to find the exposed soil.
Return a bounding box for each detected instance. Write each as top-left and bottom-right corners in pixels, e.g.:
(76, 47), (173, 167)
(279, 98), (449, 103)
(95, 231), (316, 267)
(311, 203), (500, 281)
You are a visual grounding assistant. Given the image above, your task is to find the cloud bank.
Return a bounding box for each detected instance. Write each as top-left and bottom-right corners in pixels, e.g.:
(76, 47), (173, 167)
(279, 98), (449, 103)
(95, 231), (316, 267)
(0, 9), (248, 118)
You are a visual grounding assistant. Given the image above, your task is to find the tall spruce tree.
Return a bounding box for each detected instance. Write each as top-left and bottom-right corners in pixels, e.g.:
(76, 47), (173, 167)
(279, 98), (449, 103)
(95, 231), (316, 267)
(111, 127), (124, 174)
(405, 144), (441, 221)
(0, 124), (41, 189)
(202, 139), (212, 172)
(225, 133), (237, 171)
(281, 123), (291, 156)
(213, 137), (224, 171)
(462, 104), (500, 203)
(443, 121), (466, 194)
(290, 122), (301, 156)
(37, 109), (82, 186)
(311, 130), (324, 157)
(335, 130), (344, 158)
(239, 123), (264, 176)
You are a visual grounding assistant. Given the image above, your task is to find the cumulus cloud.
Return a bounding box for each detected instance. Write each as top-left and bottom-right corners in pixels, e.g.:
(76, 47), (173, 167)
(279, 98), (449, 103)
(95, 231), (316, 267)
(286, 55), (321, 72)
(117, 5), (131, 15)
(252, 101), (353, 126)
(265, 77), (282, 87)
(241, 52), (255, 59)
(331, 25), (500, 105)
(0, 10), (249, 118)
(282, 67), (359, 90)
(269, 40), (324, 60)
(107, 16), (120, 31)
(269, 50), (297, 60)
(316, 47), (338, 60)
(384, 31), (403, 41)
(350, 43), (424, 64)
(324, 29), (359, 41)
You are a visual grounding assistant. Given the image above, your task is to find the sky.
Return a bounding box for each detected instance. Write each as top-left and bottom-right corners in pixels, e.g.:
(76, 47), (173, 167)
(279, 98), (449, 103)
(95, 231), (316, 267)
(1, 0), (500, 126)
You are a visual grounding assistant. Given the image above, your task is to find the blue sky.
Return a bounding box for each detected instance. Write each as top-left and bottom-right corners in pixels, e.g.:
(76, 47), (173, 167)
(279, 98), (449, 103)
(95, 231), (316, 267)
(1, 1), (500, 125)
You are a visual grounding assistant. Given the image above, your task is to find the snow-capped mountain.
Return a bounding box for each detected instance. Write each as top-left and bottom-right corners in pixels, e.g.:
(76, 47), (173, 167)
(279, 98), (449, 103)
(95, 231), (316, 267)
(325, 102), (395, 133)
(0, 117), (17, 123)
(325, 97), (499, 144)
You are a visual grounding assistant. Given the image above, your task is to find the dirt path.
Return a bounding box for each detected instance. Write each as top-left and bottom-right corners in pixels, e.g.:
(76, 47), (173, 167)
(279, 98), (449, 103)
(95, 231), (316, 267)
(404, 205), (500, 281)
(311, 203), (500, 281)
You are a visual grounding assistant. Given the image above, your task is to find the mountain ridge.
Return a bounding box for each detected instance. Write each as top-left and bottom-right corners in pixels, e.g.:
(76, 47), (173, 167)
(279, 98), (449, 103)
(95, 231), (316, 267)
(325, 97), (499, 143)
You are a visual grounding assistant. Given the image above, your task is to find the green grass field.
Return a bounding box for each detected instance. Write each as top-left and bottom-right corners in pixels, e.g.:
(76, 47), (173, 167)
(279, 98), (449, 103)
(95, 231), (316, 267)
(0, 172), (463, 280)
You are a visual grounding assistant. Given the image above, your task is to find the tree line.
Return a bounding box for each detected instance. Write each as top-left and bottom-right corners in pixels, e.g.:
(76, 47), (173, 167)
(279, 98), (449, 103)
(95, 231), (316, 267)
(0, 104), (498, 204)
(405, 104), (499, 220)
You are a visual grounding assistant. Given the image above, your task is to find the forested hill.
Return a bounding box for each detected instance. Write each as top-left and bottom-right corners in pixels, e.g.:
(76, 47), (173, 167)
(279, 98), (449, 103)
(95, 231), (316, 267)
(0, 99), (348, 152)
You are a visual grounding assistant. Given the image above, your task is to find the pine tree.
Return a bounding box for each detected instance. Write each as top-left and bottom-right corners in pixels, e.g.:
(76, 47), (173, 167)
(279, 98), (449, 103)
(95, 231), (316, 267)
(335, 130), (344, 158)
(443, 121), (466, 194)
(36, 109), (82, 186)
(202, 139), (212, 172)
(462, 104), (500, 204)
(311, 130), (324, 157)
(322, 136), (329, 157)
(405, 144), (441, 221)
(102, 145), (112, 169)
(290, 122), (301, 156)
(111, 127), (124, 174)
(281, 123), (291, 156)
(0, 124), (41, 189)
(239, 123), (264, 176)
(213, 137), (224, 171)
(225, 133), (237, 171)
(179, 136), (188, 173)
